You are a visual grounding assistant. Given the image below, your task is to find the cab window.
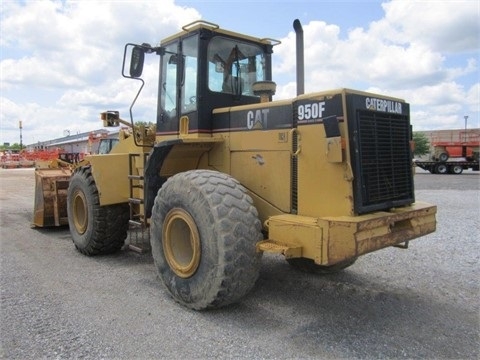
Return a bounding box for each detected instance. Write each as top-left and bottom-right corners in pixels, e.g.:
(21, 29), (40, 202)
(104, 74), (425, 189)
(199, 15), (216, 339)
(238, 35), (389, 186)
(160, 42), (178, 116)
(208, 37), (266, 96)
(181, 36), (198, 114)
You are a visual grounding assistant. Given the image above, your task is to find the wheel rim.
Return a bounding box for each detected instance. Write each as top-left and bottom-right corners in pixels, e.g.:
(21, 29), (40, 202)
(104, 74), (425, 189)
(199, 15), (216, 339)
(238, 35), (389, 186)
(72, 190), (88, 234)
(436, 164), (447, 174)
(439, 153), (449, 162)
(163, 208), (201, 278)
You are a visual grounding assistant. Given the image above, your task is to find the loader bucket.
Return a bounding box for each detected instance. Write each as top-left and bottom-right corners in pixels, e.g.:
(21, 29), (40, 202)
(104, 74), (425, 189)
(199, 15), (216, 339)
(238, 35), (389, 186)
(33, 168), (72, 227)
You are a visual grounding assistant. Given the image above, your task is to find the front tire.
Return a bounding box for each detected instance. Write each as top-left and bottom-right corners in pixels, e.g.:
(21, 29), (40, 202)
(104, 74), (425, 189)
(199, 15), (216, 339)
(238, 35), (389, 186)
(150, 170), (263, 310)
(67, 166), (129, 255)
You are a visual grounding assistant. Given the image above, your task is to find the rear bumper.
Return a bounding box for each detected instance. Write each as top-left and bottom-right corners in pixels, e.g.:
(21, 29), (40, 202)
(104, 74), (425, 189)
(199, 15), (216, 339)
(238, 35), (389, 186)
(257, 202), (436, 265)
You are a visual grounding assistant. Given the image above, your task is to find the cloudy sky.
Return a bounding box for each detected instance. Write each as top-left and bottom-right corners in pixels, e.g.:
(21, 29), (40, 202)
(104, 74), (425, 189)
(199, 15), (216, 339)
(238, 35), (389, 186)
(1, 0), (479, 146)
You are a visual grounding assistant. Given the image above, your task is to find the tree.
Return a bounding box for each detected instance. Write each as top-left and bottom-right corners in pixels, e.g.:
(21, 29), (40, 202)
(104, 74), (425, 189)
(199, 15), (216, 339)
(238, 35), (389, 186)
(0, 143), (23, 151)
(412, 132), (430, 157)
(134, 121), (155, 127)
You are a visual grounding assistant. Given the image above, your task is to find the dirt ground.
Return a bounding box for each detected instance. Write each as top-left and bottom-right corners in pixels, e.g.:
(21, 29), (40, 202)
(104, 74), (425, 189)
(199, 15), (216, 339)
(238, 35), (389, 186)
(1, 168), (479, 359)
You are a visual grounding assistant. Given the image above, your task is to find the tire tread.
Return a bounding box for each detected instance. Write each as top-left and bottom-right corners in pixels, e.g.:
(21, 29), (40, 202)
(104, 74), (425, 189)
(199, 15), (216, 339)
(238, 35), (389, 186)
(150, 170), (262, 309)
(68, 167), (129, 256)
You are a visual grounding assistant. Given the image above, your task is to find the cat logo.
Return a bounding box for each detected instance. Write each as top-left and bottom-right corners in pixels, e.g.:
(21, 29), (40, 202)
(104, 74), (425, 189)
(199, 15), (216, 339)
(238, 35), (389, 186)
(247, 109), (270, 129)
(366, 97), (402, 114)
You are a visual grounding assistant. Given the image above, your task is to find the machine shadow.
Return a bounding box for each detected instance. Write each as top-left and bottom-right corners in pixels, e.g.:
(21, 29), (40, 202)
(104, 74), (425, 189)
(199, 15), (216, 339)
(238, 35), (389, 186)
(200, 254), (477, 358)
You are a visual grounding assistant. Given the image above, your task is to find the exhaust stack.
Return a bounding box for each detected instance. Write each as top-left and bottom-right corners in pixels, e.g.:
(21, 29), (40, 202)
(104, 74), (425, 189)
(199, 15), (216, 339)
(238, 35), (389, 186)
(293, 19), (304, 96)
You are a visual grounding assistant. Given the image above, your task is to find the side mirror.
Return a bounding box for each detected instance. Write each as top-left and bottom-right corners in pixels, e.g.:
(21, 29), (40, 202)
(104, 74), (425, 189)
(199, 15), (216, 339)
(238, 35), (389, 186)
(130, 46), (145, 78)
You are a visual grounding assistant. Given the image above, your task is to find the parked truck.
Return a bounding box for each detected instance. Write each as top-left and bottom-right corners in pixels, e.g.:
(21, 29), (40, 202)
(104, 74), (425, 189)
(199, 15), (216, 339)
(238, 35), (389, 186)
(414, 157), (479, 174)
(415, 131), (479, 174)
(33, 20), (436, 310)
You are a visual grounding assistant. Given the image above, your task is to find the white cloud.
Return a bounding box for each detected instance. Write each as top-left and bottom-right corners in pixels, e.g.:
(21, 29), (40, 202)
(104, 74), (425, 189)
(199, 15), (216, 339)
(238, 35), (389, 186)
(1, 0), (201, 88)
(1, 96), (95, 144)
(381, 0), (479, 53)
(272, 0), (479, 131)
(1, 57), (84, 89)
(0, 0), (200, 144)
(466, 83), (480, 126)
(0, 0), (478, 145)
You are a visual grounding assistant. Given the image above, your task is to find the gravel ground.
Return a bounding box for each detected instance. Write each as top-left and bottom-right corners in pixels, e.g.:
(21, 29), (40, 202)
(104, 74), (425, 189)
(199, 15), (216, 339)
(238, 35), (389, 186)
(0, 168), (478, 359)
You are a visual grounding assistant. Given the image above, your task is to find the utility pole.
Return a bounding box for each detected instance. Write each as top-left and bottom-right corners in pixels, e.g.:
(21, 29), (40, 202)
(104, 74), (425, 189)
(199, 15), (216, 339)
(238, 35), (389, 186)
(19, 120), (23, 150)
(463, 115), (468, 143)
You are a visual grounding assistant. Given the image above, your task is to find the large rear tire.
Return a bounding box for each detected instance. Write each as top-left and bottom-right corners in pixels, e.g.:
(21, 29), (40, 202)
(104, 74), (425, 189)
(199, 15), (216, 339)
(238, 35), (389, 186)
(67, 166), (129, 255)
(150, 170), (262, 310)
(287, 257), (357, 274)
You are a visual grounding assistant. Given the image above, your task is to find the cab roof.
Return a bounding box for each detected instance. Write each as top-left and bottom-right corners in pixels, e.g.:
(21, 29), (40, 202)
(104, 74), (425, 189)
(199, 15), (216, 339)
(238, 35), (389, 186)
(160, 20), (280, 47)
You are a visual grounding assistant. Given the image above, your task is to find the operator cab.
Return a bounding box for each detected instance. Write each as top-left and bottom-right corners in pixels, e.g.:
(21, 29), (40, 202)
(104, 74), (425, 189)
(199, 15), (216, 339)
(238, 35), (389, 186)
(97, 138), (119, 154)
(125, 21), (278, 137)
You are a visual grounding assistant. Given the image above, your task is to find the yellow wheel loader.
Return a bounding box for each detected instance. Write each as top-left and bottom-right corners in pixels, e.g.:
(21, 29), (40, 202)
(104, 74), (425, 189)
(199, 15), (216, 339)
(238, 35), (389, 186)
(34, 20), (436, 310)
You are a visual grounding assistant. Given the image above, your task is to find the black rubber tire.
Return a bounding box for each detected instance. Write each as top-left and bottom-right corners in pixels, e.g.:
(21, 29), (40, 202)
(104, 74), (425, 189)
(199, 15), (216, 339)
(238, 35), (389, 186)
(67, 166), (129, 255)
(287, 257), (357, 274)
(434, 163), (448, 174)
(449, 164), (463, 174)
(150, 170), (263, 310)
(438, 152), (449, 162)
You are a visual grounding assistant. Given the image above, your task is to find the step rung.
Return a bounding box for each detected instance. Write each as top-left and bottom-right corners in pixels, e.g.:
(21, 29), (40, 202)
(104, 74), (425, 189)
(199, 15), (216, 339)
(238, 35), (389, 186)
(129, 198), (143, 205)
(128, 175), (144, 180)
(256, 239), (302, 258)
(131, 184), (144, 189)
(129, 220), (144, 228)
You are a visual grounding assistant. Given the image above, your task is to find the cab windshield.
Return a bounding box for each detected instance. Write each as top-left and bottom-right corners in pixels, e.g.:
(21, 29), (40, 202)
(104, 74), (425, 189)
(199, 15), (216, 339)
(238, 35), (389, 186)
(208, 37), (266, 96)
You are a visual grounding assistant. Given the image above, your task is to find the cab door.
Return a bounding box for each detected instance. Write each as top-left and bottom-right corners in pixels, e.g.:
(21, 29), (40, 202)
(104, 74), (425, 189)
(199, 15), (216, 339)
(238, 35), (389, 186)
(157, 34), (199, 135)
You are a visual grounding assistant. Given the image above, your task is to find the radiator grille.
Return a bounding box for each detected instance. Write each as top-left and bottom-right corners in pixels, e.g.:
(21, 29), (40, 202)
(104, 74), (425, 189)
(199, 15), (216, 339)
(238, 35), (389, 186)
(353, 110), (414, 213)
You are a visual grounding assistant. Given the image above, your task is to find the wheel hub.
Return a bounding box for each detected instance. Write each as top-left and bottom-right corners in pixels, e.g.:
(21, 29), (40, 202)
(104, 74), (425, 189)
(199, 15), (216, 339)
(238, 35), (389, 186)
(163, 208), (201, 278)
(72, 190), (88, 234)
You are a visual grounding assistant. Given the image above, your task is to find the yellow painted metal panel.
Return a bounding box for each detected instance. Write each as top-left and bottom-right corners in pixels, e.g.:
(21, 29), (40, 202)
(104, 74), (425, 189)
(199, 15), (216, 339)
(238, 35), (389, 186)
(248, 191), (284, 225)
(229, 126), (295, 217)
(231, 150), (291, 213)
(296, 123), (354, 217)
(160, 142), (220, 177)
(229, 128), (293, 152)
(262, 202), (436, 266)
(208, 136), (229, 170)
(325, 136), (343, 163)
(265, 214), (323, 262)
(88, 154), (131, 206)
